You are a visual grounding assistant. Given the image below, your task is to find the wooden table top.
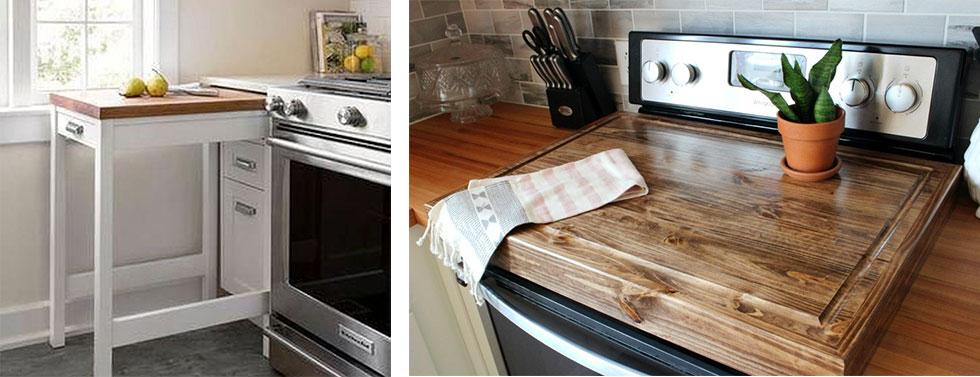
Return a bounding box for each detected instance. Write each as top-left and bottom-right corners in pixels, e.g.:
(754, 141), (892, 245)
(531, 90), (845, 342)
(409, 104), (980, 375)
(49, 88), (265, 120)
(408, 102), (573, 226)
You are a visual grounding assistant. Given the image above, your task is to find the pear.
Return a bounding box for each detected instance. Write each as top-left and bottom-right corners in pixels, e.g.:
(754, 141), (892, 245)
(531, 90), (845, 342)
(118, 78), (146, 98)
(146, 69), (169, 97)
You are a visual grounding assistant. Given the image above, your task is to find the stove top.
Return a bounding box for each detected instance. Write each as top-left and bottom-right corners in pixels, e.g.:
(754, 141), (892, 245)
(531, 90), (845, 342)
(298, 73), (391, 101)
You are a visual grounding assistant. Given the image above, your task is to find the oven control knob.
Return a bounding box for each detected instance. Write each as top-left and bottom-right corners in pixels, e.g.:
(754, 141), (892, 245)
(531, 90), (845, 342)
(671, 64), (698, 86)
(265, 96), (284, 113)
(884, 83), (918, 113)
(839, 78), (872, 107)
(642, 61), (667, 83)
(284, 99), (307, 117)
(337, 106), (365, 127)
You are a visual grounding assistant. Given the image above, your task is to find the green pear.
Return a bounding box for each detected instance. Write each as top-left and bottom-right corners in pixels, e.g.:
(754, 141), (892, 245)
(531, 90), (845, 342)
(118, 78), (146, 98)
(146, 69), (169, 97)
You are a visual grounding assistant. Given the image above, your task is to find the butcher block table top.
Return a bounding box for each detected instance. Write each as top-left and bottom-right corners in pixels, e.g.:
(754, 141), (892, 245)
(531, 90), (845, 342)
(410, 105), (980, 375)
(49, 88), (266, 120)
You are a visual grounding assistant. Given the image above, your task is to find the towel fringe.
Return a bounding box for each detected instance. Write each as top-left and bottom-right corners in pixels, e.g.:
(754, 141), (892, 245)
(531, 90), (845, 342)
(417, 201), (486, 304)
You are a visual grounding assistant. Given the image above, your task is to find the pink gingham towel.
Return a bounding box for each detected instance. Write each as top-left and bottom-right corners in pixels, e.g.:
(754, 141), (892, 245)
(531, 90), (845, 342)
(417, 148), (648, 303)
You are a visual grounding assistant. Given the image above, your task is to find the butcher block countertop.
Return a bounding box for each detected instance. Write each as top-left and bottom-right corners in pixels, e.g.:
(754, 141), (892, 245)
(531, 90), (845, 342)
(49, 88), (266, 120)
(409, 104), (980, 375)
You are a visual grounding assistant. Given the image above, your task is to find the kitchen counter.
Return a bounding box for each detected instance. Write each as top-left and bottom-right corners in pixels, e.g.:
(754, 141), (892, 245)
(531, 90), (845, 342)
(408, 103), (980, 375)
(200, 75), (306, 94)
(49, 88), (265, 120)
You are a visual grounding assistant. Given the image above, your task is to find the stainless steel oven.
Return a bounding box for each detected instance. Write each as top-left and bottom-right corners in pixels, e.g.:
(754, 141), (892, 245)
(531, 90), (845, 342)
(266, 80), (391, 377)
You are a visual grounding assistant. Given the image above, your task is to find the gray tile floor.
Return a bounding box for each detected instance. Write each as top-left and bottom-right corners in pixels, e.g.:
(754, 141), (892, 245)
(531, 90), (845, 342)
(0, 320), (280, 377)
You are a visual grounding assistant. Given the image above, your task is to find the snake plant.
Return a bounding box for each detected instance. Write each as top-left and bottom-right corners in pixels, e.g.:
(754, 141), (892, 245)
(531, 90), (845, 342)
(737, 39), (843, 123)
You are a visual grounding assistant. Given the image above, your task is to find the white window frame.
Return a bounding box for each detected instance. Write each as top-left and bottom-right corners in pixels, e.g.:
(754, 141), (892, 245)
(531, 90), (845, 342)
(1, 0), (9, 107)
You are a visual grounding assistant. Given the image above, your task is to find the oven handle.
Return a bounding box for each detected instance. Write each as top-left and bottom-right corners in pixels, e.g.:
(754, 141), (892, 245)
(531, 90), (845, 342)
(263, 326), (343, 377)
(267, 137), (391, 175)
(480, 285), (645, 376)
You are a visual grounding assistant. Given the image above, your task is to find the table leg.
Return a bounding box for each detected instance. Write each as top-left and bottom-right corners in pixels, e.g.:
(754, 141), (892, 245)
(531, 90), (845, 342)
(93, 126), (115, 376)
(48, 113), (66, 348)
(202, 143), (218, 300)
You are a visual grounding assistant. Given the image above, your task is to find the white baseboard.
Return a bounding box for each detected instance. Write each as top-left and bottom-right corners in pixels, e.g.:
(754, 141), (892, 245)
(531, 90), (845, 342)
(0, 277), (202, 351)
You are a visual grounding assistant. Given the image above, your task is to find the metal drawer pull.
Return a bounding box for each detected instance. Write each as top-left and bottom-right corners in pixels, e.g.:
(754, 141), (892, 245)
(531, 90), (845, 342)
(234, 201), (257, 216)
(234, 157), (257, 171)
(65, 121), (84, 135)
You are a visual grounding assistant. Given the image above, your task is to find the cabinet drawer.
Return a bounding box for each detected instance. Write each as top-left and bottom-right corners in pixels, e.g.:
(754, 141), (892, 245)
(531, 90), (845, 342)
(221, 140), (268, 190)
(56, 112), (99, 147)
(220, 178), (269, 294)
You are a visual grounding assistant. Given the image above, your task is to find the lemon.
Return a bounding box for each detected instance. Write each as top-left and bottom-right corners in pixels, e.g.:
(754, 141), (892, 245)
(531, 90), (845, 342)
(360, 57), (376, 73)
(343, 55), (361, 72)
(118, 78), (146, 98)
(354, 45), (373, 59)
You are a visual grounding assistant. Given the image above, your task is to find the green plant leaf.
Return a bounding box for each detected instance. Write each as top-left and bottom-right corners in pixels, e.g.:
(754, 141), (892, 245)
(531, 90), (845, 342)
(808, 39), (843, 92)
(781, 54), (816, 123)
(737, 74), (800, 122)
(813, 89), (838, 122)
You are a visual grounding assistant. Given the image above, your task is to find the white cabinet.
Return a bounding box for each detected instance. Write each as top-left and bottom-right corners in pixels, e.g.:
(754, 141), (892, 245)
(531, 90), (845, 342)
(219, 140), (271, 295)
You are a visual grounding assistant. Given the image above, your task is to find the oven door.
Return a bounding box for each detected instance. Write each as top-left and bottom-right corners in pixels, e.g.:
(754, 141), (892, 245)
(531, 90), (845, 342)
(269, 126), (390, 376)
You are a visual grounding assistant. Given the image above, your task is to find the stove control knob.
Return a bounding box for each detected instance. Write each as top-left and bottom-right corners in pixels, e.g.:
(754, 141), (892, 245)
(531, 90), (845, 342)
(337, 106), (365, 127)
(265, 96), (284, 113)
(884, 83), (918, 113)
(284, 99), (307, 117)
(642, 61), (667, 83)
(671, 64), (698, 86)
(839, 78), (872, 107)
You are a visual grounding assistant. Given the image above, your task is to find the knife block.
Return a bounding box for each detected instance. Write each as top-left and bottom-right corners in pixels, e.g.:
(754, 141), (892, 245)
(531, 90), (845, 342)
(544, 52), (617, 129)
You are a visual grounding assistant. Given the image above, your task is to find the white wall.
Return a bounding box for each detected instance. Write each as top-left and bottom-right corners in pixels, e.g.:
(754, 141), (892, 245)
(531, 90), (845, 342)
(177, 0), (352, 83)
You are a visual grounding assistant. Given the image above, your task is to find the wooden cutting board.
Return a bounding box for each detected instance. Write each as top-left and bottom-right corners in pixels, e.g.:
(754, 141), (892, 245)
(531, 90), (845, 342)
(486, 112), (961, 375)
(50, 88), (265, 120)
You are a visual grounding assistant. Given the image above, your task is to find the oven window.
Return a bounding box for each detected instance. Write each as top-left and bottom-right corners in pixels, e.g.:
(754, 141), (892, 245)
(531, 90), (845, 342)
(288, 160), (390, 336)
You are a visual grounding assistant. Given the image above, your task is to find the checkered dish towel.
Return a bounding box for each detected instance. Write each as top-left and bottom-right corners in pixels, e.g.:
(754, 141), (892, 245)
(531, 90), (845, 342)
(417, 148), (648, 303)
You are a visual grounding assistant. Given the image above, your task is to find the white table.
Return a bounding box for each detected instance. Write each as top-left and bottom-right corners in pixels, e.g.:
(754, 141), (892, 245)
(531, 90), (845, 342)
(48, 92), (271, 375)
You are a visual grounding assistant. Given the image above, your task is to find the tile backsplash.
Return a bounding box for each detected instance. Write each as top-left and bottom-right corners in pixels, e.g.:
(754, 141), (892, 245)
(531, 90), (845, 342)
(409, 0), (980, 144)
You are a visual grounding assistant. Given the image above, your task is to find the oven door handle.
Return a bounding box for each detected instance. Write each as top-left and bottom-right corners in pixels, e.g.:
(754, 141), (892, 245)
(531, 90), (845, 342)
(481, 285), (646, 376)
(267, 137), (391, 175)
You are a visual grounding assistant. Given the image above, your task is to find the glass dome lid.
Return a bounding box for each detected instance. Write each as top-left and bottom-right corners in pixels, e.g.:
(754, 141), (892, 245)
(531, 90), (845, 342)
(415, 24), (512, 123)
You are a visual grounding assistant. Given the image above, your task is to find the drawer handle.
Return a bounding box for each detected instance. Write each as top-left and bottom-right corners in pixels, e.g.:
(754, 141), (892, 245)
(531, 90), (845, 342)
(234, 201), (257, 216)
(234, 157), (257, 171)
(65, 121), (84, 135)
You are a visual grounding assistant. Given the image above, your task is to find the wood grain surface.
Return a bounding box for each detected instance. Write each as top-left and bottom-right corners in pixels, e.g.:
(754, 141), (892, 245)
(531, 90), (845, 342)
(485, 112), (960, 375)
(409, 102), (573, 225)
(49, 89), (265, 120)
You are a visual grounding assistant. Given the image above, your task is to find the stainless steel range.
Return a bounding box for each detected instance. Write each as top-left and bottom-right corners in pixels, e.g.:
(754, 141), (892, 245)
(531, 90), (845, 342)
(264, 74), (390, 377)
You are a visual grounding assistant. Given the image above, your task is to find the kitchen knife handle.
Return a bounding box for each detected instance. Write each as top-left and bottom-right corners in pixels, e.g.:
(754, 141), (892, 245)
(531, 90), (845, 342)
(554, 8), (580, 57)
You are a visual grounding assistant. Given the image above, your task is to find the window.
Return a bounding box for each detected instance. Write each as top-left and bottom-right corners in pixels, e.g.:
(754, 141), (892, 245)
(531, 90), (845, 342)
(7, 0), (144, 106)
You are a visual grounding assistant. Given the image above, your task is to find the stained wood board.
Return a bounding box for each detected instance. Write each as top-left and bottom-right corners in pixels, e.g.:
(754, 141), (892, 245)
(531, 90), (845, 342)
(479, 112), (961, 375)
(49, 89), (265, 120)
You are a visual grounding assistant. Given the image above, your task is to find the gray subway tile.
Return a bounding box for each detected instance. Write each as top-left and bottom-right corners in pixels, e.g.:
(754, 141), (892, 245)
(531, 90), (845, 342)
(707, 0), (763, 9)
(563, 10), (595, 37)
(681, 11), (734, 34)
(828, 0), (902, 12)
(657, 0), (707, 9)
(576, 38), (618, 64)
(907, 0), (980, 13)
(507, 58), (535, 81)
(511, 35), (536, 58)
(592, 10), (635, 38)
(475, 0), (504, 9)
(478, 34), (516, 55)
(763, 0), (827, 10)
(795, 12), (863, 42)
(633, 10), (682, 32)
(492, 10), (523, 34)
(947, 16), (980, 49)
(520, 82), (548, 105)
(410, 16), (449, 46)
(610, 0), (657, 8)
(865, 14), (946, 46)
(503, 0), (535, 8)
(411, 1), (425, 20)
(569, 0), (611, 8)
(421, 0), (463, 16)
(461, 0), (477, 9)
(464, 11), (495, 33)
(534, 0), (570, 7)
(734, 11), (793, 37)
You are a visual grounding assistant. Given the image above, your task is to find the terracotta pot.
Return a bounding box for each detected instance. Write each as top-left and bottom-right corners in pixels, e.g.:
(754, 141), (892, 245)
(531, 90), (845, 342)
(777, 108), (845, 173)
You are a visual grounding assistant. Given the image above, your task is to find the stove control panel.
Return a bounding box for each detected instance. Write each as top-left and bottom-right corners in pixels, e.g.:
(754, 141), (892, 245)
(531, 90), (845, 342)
(267, 86), (390, 144)
(634, 38), (941, 139)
